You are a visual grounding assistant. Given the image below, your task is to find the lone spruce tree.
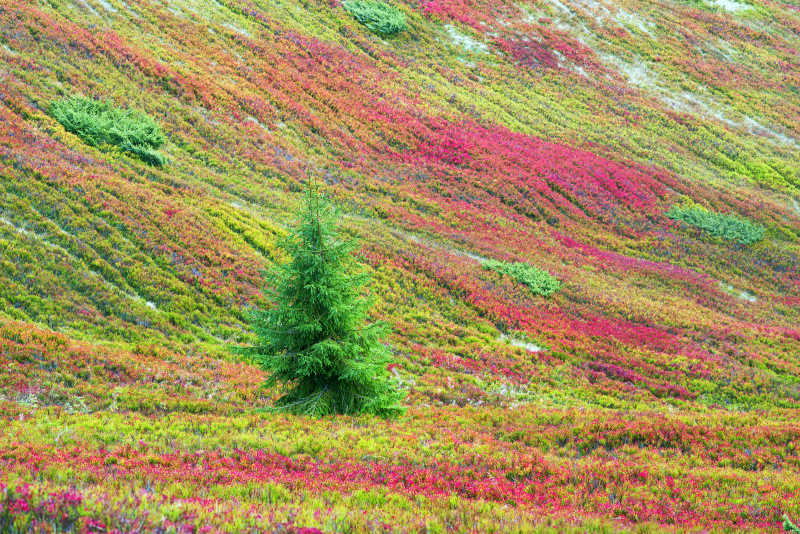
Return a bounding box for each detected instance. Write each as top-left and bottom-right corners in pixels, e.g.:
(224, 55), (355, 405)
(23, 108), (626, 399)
(244, 182), (404, 418)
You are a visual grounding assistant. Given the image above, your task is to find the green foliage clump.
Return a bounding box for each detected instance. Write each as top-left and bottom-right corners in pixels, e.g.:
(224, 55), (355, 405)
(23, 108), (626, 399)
(241, 184), (405, 418)
(342, 0), (407, 36)
(666, 203), (765, 245)
(50, 96), (166, 166)
(784, 514), (800, 533)
(481, 259), (561, 297)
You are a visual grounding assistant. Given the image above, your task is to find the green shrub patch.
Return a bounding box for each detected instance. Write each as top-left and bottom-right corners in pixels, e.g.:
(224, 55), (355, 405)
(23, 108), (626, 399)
(50, 96), (167, 166)
(666, 204), (765, 245)
(343, 0), (407, 36)
(481, 259), (561, 297)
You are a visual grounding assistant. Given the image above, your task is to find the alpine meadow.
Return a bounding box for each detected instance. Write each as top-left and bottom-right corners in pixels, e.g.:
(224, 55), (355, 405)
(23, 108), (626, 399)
(0, 0), (799, 532)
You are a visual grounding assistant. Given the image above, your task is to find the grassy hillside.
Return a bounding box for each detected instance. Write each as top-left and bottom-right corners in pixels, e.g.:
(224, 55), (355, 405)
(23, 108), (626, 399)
(0, 0), (799, 531)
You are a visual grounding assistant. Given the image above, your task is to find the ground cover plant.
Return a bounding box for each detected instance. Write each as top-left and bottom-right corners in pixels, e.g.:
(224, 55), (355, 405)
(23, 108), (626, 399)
(50, 95), (166, 166)
(342, 0), (407, 36)
(0, 0), (799, 531)
(481, 259), (561, 297)
(667, 203), (766, 245)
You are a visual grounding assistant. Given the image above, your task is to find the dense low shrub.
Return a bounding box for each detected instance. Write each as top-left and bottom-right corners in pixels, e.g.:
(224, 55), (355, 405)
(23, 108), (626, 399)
(481, 259), (561, 297)
(50, 96), (166, 166)
(785, 515), (800, 533)
(342, 0), (407, 36)
(666, 204), (765, 245)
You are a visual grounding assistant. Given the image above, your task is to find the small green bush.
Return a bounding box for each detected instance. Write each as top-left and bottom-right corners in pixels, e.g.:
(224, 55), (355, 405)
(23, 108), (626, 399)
(666, 204), (765, 245)
(481, 259), (561, 297)
(50, 96), (167, 166)
(343, 0), (407, 36)
(784, 514), (800, 534)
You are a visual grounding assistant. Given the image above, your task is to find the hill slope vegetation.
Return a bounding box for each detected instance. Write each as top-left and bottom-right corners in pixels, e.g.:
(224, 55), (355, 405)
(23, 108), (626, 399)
(0, 0), (799, 531)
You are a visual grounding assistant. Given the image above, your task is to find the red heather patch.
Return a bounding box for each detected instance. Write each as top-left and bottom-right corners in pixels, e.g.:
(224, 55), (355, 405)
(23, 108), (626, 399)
(405, 122), (474, 166)
(494, 37), (559, 70)
(0, 446), (789, 529)
(420, 0), (481, 26)
(392, 118), (670, 220)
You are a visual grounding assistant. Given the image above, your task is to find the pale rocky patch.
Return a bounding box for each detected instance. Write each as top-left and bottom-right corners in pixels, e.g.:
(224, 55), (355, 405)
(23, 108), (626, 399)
(1, 44), (18, 57)
(615, 9), (656, 37)
(500, 333), (544, 352)
(444, 24), (490, 55)
(708, 0), (751, 13)
(95, 0), (119, 13)
(720, 282), (758, 303)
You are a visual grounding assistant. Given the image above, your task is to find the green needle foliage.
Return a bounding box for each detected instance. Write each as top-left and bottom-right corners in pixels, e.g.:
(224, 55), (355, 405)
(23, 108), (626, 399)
(666, 203), (765, 245)
(242, 183), (405, 418)
(342, 0), (407, 36)
(50, 96), (167, 166)
(784, 515), (800, 533)
(481, 259), (561, 297)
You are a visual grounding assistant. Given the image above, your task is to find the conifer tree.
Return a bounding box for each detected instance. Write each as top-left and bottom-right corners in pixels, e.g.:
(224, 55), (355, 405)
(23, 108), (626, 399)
(243, 181), (405, 418)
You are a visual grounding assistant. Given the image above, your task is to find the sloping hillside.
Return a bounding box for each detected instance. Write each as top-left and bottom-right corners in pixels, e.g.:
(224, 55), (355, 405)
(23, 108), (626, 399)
(1, 0), (799, 531)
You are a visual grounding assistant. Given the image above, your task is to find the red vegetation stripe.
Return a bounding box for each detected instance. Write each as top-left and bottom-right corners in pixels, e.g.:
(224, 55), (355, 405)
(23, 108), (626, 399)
(0, 445), (788, 529)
